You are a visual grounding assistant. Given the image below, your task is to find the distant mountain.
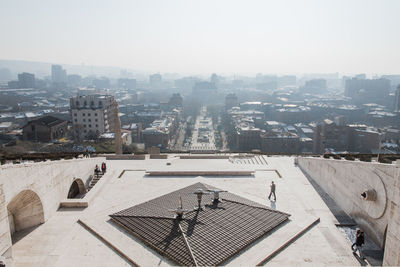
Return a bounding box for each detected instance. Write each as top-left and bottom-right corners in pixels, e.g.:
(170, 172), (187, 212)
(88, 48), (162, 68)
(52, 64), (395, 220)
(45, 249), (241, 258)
(0, 59), (142, 80)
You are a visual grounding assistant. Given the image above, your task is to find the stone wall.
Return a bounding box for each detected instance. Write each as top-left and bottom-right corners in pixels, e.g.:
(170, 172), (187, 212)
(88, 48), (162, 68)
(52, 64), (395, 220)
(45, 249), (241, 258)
(0, 157), (104, 224)
(384, 164), (400, 266)
(0, 185), (11, 259)
(297, 157), (400, 266)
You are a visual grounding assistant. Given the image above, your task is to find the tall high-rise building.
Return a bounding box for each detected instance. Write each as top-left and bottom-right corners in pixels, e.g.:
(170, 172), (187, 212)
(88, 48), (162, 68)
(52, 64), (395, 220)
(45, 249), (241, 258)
(70, 93), (118, 140)
(394, 85), (400, 112)
(168, 93), (183, 108)
(301, 79), (327, 94)
(51, 65), (67, 86)
(225, 93), (238, 110)
(149, 73), (162, 89)
(17, 72), (35, 88)
(345, 78), (390, 103)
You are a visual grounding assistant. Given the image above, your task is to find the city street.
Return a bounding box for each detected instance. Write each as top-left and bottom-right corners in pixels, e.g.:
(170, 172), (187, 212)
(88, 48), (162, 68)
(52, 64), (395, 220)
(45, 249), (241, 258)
(190, 106), (216, 152)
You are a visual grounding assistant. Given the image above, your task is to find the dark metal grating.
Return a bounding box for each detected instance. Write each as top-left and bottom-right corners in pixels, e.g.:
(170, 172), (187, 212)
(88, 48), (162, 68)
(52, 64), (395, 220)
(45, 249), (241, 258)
(110, 182), (290, 266)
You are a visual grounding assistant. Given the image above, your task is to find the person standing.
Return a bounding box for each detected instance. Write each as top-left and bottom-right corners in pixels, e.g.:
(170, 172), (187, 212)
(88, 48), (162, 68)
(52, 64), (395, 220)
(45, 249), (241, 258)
(101, 162), (106, 174)
(353, 230), (365, 260)
(268, 181), (276, 201)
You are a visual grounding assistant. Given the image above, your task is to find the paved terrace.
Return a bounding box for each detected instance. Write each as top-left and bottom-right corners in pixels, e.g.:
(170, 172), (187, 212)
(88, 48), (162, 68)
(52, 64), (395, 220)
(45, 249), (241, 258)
(11, 155), (370, 266)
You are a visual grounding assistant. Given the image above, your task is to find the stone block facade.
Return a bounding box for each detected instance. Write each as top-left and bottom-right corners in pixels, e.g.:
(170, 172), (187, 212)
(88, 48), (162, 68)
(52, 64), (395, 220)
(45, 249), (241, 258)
(297, 157), (400, 266)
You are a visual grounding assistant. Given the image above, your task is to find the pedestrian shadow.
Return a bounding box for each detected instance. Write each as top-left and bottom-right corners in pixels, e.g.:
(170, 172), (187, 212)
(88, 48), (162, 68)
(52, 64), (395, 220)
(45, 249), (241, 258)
(269, 200), (276, 210)
(352, 252), (367, 266)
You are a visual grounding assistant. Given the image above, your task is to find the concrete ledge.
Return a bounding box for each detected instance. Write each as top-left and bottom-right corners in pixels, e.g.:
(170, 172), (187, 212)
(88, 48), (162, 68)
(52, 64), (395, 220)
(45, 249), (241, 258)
(102, 154), (136, 160)
(145, 170), (254, 176)
(256, 217), (320, 266)
(179, 155), (230, 159)
(78, 219), (140, 267)
(150, 154), (168, 159)
(59, 200), (88, 208)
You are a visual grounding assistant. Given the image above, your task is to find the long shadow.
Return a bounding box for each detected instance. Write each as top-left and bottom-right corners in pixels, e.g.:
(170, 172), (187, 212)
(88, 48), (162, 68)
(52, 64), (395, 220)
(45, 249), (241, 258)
(352, 252), (367, 266)
(12, 224), (41, 245)
(157, 219), (181, 252)
(183, 209), (203, 237)
(301, 169), (356, 225)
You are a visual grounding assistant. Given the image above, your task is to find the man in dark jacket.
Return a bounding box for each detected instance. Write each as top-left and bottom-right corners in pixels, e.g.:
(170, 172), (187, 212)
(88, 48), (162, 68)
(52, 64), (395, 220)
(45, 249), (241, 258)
(353, 230), (365, 260)
(268, 181), (276, 201)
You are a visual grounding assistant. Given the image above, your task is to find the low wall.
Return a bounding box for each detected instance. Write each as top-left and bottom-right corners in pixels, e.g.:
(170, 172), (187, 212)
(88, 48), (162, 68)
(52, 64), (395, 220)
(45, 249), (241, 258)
(145, 170), (254, 176)
(179, 155), (230, 159)
(297, 157), (400, 265)
(102, 154), (136, 160)
(150, 154), (168, 159)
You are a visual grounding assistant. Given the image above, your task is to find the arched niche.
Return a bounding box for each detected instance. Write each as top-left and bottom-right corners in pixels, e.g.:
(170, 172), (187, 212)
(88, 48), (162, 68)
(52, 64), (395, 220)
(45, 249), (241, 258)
(67, 178), (86, 199)
(7, 190), (45, 235)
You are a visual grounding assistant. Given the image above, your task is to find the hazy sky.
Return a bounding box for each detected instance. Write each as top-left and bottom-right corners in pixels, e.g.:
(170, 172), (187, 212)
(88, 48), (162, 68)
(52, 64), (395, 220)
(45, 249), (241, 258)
(1, 0), (399, 75)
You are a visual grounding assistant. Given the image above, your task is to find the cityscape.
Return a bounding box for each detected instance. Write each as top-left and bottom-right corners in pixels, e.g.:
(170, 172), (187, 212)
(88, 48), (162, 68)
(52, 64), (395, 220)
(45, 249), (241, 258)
(1, 1), (400, 267)
(0, 63), (400, 157)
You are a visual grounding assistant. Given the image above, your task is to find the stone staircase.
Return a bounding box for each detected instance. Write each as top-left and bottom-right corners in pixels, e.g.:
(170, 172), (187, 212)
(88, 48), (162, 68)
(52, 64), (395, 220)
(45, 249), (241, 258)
(87, 172), (104, 192)
(230, 155), (268, 165)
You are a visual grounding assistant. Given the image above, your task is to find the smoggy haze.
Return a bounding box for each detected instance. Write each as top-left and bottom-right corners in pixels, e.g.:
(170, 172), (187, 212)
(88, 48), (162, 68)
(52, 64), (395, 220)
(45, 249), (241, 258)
(0, 0), (399, 75)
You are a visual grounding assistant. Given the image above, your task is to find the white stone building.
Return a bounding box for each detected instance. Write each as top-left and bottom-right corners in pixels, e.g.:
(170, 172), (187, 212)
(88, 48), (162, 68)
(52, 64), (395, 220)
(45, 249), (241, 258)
(70, 94), (116, 139)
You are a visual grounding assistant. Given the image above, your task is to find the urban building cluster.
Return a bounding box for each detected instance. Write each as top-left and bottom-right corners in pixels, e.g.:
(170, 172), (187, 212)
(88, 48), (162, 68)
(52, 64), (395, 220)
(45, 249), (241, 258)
(0, 64), (399, 155)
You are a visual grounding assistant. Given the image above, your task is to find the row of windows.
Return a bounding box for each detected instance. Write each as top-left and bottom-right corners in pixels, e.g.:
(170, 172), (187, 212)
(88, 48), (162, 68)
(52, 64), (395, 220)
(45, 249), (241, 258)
(75, 101), (103, 107)
(83, 124), (99, 128)
(74, 119), (98, 122)
(73, 113), (98, 117)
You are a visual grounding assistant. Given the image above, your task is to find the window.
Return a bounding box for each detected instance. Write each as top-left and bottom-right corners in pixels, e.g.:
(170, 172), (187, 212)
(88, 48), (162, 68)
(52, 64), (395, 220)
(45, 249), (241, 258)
(95, 113), (98, 116)
(96, 124), (98, 127)
(74, 119), (77, 122)
(82, 113), (85, 116)
(83, 119), (86, 122)
(84, 125), (86, 128)
(76, 101), (79, 106)
(95, 119), (98, 122)
(74, 113), (77, 116)
(89, 124), (92, 128)
(88, 113), (91, 116)
(99, 101), (103, 107)
(84, 101), (87, 106)
(88, 119), (91, 122)
(84, 130), (87, 133)
(91, 101), (95, 106)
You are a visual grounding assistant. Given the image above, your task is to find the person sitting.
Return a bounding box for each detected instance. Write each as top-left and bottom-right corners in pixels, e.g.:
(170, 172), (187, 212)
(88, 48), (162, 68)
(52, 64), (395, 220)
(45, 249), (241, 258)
(94, 165), (100, 176)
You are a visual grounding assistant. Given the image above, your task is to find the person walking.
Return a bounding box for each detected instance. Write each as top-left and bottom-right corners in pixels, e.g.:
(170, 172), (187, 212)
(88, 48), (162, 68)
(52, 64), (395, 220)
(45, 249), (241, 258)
(351, 229), (361, 251)
(353, 230), (365, 260)
(268, 181), (276, 201)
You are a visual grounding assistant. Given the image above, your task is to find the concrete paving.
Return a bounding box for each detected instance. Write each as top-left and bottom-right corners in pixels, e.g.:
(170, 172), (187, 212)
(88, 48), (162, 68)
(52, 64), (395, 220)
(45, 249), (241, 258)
(11, 155), (370, 266)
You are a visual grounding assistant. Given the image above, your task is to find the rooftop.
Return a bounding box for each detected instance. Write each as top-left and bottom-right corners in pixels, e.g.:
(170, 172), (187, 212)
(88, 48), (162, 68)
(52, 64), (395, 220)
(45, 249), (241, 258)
(7, 155), (372, 266)
(110, 182), (290, 266)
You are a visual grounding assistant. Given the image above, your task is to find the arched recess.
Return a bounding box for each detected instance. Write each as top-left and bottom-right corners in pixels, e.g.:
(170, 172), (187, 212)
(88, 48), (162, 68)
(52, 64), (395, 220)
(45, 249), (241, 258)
(7, 190), (45, 235)
(67, 178), (86, 199)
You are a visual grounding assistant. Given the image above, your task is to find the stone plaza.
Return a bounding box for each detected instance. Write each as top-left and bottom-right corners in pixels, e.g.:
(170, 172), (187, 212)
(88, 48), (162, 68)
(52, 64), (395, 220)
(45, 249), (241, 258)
(1, 154), (399, 266)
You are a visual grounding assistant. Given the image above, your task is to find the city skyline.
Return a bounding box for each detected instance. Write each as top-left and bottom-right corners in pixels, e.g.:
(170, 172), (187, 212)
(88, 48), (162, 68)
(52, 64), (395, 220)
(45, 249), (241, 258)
(1, 0), (399, 75)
